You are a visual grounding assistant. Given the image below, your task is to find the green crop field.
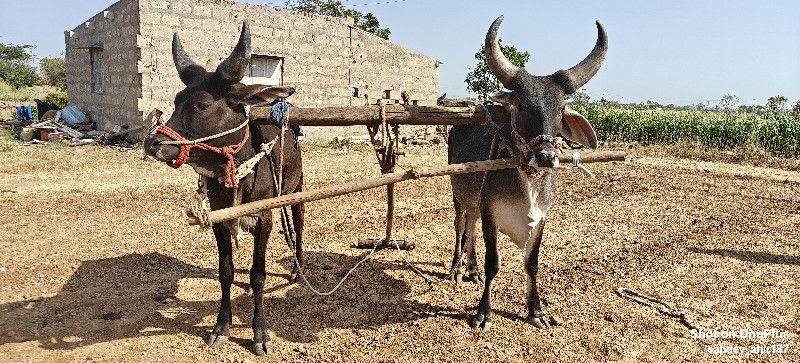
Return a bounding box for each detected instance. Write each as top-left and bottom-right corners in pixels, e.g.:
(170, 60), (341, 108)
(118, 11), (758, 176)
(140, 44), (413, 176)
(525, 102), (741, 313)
(573, 104), (800, 158)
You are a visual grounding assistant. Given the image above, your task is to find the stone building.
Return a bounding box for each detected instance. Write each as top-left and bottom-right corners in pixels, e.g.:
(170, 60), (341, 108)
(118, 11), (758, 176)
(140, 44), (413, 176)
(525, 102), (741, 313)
(65, 0), (441, 140)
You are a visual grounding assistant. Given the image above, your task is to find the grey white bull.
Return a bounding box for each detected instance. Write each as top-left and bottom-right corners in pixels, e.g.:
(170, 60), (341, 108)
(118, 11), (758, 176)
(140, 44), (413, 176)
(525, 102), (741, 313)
(448, 16), (607, 330)
(143, 21), (304, 355)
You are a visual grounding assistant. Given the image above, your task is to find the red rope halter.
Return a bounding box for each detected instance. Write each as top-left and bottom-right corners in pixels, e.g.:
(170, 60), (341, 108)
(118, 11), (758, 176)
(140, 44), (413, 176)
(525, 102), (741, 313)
(155, 124), (250, 189)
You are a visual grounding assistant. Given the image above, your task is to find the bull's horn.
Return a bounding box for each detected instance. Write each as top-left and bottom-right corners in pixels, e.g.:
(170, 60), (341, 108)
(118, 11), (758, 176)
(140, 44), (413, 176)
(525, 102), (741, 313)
(558, 21), (608, 94)
(485, 16), (522, 89)
(216, 20), (252, 84)
(172, 33), (205, 85)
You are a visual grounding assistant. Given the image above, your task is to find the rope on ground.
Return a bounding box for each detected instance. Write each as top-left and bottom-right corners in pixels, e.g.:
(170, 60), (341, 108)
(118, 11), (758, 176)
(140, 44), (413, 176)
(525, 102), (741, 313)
(616, 287), (701, 331)
(267, 153), (382, 296)
(388, 238), (455, 289)
(290, 229), (381, 297)
(262, 116), (381, 296)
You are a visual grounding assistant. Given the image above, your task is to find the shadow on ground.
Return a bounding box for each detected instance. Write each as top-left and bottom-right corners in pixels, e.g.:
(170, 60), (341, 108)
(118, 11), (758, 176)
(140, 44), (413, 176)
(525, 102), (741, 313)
(688, 247), (800, 266)
(0, 251), (455, 350)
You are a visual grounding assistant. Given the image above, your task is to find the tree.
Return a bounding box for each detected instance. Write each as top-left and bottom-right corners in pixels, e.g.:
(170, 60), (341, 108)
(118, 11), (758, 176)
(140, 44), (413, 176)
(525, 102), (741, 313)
(0, 43), (41, 88)
(346, 11), (390, 40)
(464, 39), (530, 99)
(766, 95), (788, 116)
(284, 0), (390, 40)
(0, 43), (35, 63)
(694, 102), (707, 112)
(719, 94), (739, 112)
(40, 56), (66, 91)
(645, 100), (663, 109)
(791, 100), (800, 118)
(567, 88), (591, 105)
(599, 97), (621, 108)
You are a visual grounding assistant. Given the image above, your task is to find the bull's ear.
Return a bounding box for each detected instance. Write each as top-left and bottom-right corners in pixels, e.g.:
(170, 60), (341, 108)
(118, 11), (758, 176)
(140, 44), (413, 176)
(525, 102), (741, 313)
(232, 85), (295, 106)
(557, 106), (598, 149)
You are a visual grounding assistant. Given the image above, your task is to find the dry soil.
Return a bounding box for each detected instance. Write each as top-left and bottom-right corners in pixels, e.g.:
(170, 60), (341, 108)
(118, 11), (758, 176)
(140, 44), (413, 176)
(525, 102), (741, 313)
(1, 141), (798, 362)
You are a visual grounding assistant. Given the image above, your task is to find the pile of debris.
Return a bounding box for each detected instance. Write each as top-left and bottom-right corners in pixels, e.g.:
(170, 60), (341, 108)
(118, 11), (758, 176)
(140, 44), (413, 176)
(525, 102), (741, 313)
(400, 125), (449, 146)
(328, 126), (446, 147)
(3, 106), (141, 147)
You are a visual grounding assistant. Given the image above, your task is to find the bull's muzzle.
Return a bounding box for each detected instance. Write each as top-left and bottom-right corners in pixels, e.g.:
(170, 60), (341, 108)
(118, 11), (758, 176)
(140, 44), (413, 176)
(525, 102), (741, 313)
(527, 150), (560, 169)
(143, 134), (180, 162)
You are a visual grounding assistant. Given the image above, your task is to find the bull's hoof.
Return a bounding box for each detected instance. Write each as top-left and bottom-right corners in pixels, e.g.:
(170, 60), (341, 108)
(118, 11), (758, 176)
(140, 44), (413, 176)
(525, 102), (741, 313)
(469, 312), (492, 332)
(526, 312), (552, 329)
(253, 320), (273, 356)
(206, 333), (228, 348)
(452, 269), (463, 284)
(289, 264), (302, 283)
(465, 271), (484, 285)
(252, 340), (274, 356)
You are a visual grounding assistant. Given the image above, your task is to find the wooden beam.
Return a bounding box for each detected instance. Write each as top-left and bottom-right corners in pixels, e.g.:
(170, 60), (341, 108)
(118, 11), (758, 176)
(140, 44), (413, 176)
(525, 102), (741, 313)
(186, 150), (626, 225)
(250, 104), (512, 126)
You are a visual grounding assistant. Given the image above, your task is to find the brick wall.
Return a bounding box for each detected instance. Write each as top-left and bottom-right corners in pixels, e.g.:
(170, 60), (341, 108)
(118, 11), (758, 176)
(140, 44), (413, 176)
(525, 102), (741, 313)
(66, 0), (440, 141)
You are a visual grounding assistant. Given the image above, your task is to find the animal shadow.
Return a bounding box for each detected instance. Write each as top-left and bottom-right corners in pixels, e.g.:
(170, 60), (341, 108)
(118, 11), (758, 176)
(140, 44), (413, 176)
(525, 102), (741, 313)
(246, 251), (457, 344)
(0, 251), (455, 350)
(688, 247), (800, 266)
(0, 252), (217, 350)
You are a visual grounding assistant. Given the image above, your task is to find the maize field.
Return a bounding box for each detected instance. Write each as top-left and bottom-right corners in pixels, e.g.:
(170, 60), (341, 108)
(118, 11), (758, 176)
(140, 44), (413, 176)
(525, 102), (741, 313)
(574, 104), (800, 157)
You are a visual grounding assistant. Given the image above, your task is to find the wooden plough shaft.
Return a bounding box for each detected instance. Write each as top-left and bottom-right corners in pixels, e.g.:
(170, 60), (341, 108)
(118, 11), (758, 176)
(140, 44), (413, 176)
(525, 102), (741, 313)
(186, 150), (626, 225)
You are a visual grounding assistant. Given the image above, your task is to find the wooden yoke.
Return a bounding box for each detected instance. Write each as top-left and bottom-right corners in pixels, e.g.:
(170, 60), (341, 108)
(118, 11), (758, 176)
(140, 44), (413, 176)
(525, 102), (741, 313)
(249, 104), (512, 126)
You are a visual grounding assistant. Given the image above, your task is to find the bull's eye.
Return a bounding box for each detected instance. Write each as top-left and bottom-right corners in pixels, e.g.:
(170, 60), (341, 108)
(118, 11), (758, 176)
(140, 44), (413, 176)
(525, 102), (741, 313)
(198, 102), (211, 111)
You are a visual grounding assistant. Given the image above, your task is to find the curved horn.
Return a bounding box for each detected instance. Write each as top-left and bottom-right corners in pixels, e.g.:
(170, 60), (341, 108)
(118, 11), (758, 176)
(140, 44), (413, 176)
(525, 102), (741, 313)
(558, 21), (608, 94)
(172, 33), (205, 85)
(485, 16), (522, 89)
(216, 20), (252, 84)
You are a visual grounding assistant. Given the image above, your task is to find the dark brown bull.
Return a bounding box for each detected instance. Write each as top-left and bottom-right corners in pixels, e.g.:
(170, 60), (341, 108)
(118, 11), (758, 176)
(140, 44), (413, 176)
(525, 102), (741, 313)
(448, 16), (607, 331)
(143, 21), (303, 356)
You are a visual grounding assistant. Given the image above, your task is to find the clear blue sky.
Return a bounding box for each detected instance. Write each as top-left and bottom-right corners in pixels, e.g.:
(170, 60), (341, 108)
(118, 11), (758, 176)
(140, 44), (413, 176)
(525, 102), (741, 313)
(1, 0), (798, 107)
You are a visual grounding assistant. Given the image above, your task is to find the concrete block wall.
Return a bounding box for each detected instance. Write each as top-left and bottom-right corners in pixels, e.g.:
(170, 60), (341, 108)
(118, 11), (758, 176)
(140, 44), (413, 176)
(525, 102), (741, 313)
(65, 0), (142, 134)
(349, 27), (439, 107)
(66, 0), (440, 141)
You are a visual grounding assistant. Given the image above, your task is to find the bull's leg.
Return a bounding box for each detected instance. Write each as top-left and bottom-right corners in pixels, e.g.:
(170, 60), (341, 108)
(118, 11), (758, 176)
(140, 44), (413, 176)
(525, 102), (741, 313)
(470, 215), (499, 331)
(451, 197), (466, 283)
(290, 203), (304, 282)
(524, 220), (551, 329)
(250, 213), (274, 356)
(289, 174), (305, 282)
(208, 223), (234, 348)
(463, 212), (483, 284)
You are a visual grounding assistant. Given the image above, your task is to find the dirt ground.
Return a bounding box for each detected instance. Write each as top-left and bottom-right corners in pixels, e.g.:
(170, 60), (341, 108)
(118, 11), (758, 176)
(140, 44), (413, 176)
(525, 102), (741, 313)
(0, 136), (798, 362)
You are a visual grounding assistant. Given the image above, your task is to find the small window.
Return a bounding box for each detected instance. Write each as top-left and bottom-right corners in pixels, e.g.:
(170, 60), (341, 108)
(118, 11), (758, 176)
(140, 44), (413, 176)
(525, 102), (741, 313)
(350, 87), (359, 97)
(243, 56), (282, 86)
(90, 49), (104, 93)
(381, 90), (391, 99)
